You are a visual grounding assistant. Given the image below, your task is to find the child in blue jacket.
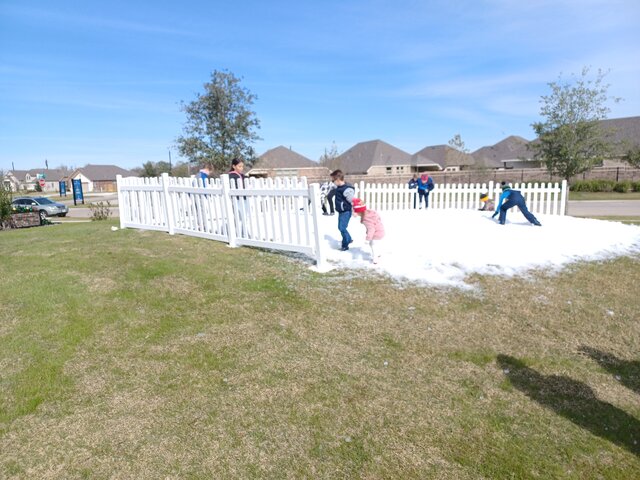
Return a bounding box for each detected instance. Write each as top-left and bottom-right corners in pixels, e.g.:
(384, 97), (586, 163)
(417, 174), (434, 209)
(492, 182), (542, 226)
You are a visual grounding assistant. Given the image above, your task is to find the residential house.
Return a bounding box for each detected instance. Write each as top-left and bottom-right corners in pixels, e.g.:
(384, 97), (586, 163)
(413, 145), (475, 171)
(333, 140), (426, 176)
(2, 169), (70, 192)
(246, 146), (329, 179)
(471, 136), (537, 169)
(70, 164), (136, 193)
(598, 116), (640, 166)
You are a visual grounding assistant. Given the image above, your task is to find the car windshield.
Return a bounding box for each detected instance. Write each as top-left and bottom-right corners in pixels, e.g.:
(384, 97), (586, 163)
(34, 197), (55, 205)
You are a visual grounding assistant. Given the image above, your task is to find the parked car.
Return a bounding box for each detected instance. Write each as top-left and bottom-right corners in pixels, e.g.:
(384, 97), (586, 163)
(12, 197), (69, 220)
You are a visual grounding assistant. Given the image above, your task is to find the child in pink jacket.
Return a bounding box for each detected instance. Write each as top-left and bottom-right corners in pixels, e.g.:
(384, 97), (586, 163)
(352, 198), (385, 264)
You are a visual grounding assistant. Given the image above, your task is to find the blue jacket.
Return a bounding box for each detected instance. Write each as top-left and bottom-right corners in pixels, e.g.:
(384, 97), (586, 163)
(408, 178), (418, 189)
(417, 175), (434, 192)
(334, 183), (355, 213)
(494, 189), (525, 212)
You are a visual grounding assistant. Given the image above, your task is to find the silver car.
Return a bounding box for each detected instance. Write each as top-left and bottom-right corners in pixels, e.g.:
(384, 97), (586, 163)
(12, 197), (69, 220)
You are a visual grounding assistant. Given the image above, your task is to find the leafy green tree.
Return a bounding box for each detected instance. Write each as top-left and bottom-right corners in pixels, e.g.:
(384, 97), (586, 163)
(176, 70), (261, 173)
(623, 147), (640, 168)
(531, 67), (620, 181)
(137, 161), (173, 177)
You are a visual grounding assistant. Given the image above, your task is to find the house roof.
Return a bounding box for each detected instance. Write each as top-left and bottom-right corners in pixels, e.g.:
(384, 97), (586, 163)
(598, 116), (640, 154)
(252, 146), (319, 169)
(5, 169), (68, 182)
(72, 164), (135, 181)
(410, 154), (442, 170)
(471, 135), (533, 168)
(335, 140), (412, 174)
(413, 145), (475, 169)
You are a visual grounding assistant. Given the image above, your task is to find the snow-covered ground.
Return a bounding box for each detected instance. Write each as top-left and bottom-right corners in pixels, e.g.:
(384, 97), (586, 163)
(317, 209), (640, 288)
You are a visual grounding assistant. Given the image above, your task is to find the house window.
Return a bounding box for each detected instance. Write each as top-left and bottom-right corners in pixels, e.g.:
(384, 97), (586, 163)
(386, 167), (392, 174)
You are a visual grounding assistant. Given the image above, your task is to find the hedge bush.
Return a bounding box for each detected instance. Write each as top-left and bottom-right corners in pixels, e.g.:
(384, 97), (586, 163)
(570, 180), (639, 192)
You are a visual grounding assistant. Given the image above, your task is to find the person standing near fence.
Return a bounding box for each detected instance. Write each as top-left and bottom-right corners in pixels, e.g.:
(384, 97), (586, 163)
(320, 180), (336, 215)
(331, 170), (355, 251)
(492, 182), (542, 226)
(197, 165), (212, 185)
(228, 158), (246, 187)
(408, 173), (418, 209)
(417, 173), (434, 209)
(228, 158), (250, 236)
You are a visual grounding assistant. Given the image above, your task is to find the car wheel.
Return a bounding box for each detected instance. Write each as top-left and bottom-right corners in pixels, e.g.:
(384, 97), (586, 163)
(39, 210), (47, 221)
(59, 213), (67, 217)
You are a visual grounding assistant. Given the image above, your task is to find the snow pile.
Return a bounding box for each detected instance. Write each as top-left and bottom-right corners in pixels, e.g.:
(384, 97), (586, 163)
(318, 209), (640, 288)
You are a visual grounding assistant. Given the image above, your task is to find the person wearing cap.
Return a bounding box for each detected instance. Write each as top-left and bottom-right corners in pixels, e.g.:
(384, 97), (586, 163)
(478, 192), (495, 211)
(352, 198), (385, 264)
(417, 173), (434, 209)
(330, 169), (356, 251)
(492, 182), (542, 226)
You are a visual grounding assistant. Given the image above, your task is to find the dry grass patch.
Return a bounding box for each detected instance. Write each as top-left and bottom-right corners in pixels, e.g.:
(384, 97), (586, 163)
(1, 222), (639, 479)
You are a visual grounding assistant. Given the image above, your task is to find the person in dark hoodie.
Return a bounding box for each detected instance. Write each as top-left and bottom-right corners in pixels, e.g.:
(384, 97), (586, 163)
(330, 169), (356, 250)
(492, 182), (542, 226)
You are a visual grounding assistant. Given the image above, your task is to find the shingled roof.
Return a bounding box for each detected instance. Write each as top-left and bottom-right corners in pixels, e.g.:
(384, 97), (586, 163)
(335, 140), (412, 174)
(72, 164), (136, 181)
(252, 146), (318, 169)
(413, 145), (475, 169)
(598, 116), (640, 154)
(471, 135), (532, 169)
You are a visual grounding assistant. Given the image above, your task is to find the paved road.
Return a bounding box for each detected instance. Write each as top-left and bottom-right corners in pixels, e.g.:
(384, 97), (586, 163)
(567, 200), (640, 217)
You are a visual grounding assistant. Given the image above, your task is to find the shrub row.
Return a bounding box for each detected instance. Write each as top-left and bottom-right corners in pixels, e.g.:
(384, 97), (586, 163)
(570, 180), (640, 193)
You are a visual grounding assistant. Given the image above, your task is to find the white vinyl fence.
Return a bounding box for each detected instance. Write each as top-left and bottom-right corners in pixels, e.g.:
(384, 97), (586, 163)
(355, 180), (568, 216)
(117, 173), (326, 266)
(117, 175), (568, 268)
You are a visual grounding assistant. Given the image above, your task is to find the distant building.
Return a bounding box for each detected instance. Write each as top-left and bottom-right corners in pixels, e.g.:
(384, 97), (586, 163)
(2, 169), (69, 192)
(247, 146), (329, 178)
(333, 140), (433, 176)
(413, 145), (474, 171)
(69, 164), (136, 192)
(471, 136), (537, 169)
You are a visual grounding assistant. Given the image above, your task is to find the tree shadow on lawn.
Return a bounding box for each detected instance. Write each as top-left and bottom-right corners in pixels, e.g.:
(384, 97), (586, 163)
(497, 354), (640, 457)
(578, 346), (640, 395)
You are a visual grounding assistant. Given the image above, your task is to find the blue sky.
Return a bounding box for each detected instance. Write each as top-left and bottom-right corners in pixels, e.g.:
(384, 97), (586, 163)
(1, 0), (639, 172)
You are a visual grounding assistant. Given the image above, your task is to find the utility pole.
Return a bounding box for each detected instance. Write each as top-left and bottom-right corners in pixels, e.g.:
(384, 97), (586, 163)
(167, 148), (172, 175)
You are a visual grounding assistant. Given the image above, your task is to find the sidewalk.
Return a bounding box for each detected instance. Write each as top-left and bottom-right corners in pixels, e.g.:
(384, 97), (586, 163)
(567, 200), (640, 217)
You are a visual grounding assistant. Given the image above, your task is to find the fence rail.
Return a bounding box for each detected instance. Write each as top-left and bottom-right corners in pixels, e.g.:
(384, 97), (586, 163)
(117, 173), (326, 266)
(355, 180), (567, 216)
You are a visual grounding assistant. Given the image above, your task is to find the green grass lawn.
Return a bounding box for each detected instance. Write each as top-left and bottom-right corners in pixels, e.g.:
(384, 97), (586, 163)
(569, 191), (640, 200)
(1, 221), (639, 479)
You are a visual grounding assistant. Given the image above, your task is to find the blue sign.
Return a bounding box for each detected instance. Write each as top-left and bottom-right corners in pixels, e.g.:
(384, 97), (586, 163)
(59, 181), (67, 196)
(72, 178), (84, 205)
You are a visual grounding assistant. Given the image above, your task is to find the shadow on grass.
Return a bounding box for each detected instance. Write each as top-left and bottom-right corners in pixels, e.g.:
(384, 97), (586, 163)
(579, 346), (640, 395)
(497, 354), (640, 457)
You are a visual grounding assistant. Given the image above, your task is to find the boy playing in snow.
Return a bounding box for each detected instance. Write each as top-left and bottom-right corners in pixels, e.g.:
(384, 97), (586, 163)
(492, 182), (542, 226)
(352, 198), (385, 264)
(331, 170), (356, 250)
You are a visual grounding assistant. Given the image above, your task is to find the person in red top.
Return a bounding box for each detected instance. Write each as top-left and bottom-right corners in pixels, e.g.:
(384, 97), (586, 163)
(352, 198), (385, 264)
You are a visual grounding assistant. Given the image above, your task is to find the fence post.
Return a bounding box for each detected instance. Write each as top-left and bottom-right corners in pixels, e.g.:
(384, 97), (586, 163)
(161, 173), (175, 235)
(221, 174), (238, 247)
(560, 179), (568, 216)
(308, 183), (326, 269)
(116, 175), (124, 229)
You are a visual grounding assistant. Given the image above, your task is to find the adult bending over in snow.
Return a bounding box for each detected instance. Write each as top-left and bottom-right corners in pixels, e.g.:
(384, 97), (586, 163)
(492, 182), (542, 226)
